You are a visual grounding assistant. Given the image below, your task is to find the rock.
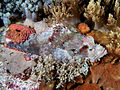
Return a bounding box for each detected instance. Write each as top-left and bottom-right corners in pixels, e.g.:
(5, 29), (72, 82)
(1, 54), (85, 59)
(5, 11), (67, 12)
(23, 18), (35, 28)
(0, 46), (36, 75)
(34, 21), (49, 34)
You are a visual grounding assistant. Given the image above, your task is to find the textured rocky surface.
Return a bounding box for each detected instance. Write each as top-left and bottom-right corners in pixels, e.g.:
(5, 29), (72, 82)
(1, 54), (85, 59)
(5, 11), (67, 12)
(0, 46), (36, 74)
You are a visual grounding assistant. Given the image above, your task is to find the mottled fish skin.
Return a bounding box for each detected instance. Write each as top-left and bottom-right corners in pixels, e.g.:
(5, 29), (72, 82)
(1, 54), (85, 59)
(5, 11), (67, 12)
(4, 23), (107, 63)
(5, 42), (24, 52)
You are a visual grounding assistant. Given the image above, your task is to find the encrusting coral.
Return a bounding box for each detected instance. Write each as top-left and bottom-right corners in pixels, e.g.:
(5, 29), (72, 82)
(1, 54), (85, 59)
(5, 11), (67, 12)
(6, 24), (36, 43)
(0, 46), (36, 75)
(87, 63), (120, 90)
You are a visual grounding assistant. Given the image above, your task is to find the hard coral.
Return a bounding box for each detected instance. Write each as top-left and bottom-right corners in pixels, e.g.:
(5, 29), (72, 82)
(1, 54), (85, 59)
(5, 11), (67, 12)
(6, 24), (36, 43)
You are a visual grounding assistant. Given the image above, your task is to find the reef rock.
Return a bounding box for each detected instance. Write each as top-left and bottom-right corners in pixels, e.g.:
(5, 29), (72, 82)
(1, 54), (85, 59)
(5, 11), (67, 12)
(34, 21), (49, 34)
(0, 46), (36, 75)
(23, 18), (35, 28)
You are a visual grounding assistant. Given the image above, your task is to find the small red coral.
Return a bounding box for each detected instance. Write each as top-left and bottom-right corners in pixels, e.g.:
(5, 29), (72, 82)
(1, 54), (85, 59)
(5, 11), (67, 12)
(6, 24), (36, 43)
(78, 23), (90, 34)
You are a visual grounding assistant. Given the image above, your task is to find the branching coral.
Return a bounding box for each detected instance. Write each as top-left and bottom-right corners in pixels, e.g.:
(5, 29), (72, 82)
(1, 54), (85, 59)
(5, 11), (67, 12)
(31, 54), (89, 88)
(56, 58), (89, 88)
(44, 0), (89, 24)
(84, 0), (120, 31)
(31, 54), (55, 82)
(44, 1), (73, 23)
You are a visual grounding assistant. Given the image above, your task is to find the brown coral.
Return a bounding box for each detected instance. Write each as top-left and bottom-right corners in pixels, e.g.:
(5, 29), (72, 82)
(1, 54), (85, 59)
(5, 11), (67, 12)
(44, 0), (89, 24)
(6, 24), (36, 43)
(89, 63), (120, 90)
(44, 1), (73, 23)
(84, 0), (120, 31)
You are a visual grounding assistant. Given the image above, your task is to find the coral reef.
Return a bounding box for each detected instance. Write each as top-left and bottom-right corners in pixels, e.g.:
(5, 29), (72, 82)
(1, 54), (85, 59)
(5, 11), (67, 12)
(2, 0), (120, 89)
(0, 0), (90, 26)
(0, 23), (107, 89)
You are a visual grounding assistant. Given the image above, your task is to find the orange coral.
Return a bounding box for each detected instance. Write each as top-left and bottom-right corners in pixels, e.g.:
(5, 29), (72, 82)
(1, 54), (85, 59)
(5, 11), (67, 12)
(78, 23), (90, 34)
(89, 63), (120, 90)
(6, 24), (36, 43)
